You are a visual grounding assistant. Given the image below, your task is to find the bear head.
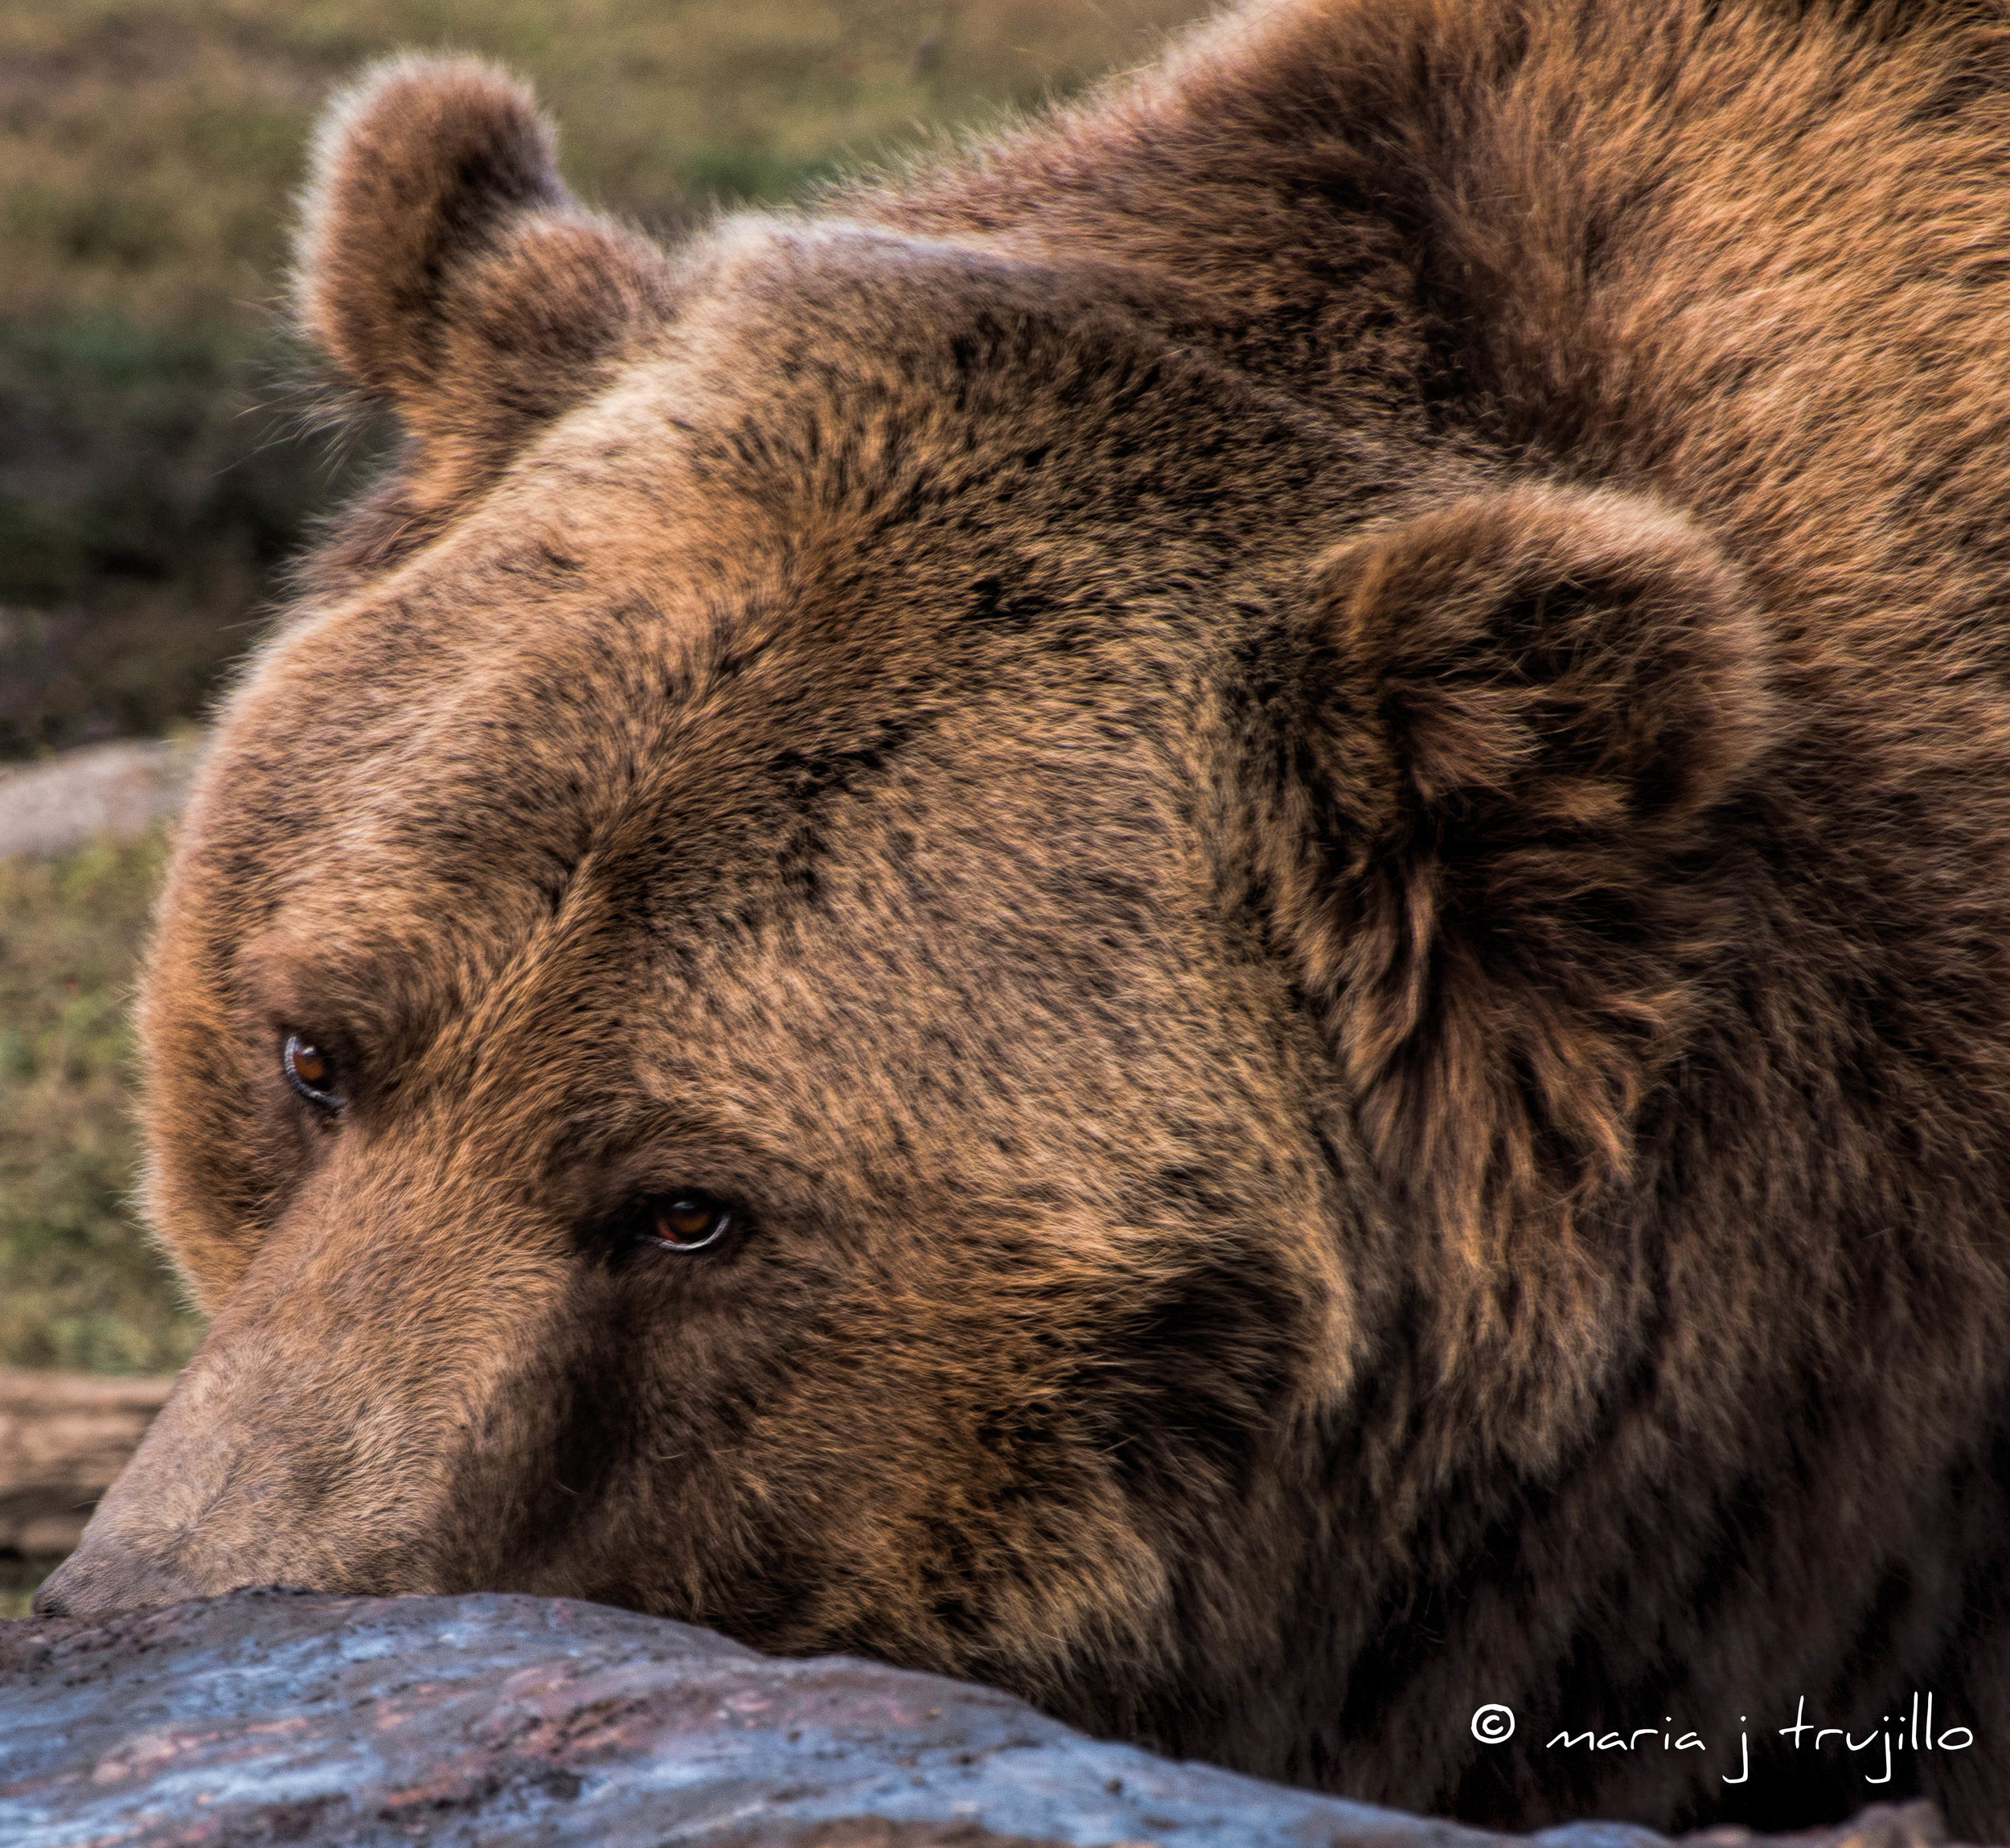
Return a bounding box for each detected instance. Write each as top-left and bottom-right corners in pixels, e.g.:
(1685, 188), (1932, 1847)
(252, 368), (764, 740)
(41, 54), (1772, 1805)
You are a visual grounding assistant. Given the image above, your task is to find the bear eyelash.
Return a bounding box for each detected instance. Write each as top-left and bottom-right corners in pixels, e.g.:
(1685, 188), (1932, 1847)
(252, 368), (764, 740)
(282, 1031), (347, 1114)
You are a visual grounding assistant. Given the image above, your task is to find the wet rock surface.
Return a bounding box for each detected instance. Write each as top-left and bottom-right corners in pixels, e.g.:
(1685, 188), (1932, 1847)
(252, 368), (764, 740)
(0, 1591), (1967, 1847)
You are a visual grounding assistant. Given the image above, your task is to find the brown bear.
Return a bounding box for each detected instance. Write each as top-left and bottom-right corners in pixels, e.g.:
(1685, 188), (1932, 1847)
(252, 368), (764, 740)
(36, 2), (2010, 1838)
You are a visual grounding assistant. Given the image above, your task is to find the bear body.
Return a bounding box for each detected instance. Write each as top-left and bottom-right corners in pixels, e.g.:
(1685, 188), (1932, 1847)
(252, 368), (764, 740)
(39, 2), (2010, 1837)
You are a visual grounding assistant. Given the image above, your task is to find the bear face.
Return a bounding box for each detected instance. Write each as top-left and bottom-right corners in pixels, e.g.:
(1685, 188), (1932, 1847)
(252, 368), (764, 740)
(114, 222), (1384, 1711)
(40, 10), (2010, 1842)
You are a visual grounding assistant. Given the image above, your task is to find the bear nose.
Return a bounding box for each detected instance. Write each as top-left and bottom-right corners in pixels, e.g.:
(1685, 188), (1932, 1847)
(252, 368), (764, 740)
(31, 1545), (208, 1620)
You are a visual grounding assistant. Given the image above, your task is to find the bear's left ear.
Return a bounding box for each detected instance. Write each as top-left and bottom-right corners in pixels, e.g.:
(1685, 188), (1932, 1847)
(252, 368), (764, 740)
(1271, 485), (1772, 1255)
(295, 56), (675, 505)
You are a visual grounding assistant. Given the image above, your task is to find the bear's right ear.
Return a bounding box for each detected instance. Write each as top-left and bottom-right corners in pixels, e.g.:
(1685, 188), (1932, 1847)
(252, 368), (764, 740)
(296, 57), (674, 503)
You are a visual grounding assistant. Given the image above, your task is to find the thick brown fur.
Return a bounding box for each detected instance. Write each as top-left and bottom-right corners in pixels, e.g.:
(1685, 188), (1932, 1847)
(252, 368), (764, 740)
(39, 4), (2010, 1838)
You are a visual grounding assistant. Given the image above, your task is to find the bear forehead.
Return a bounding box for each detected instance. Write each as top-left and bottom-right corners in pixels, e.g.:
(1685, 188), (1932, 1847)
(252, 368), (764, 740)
(187, 226), (1384, 969)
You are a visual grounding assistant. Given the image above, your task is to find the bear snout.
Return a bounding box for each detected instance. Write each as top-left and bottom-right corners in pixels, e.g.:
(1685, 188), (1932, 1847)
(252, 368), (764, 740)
(31, 1543), (212, 1620)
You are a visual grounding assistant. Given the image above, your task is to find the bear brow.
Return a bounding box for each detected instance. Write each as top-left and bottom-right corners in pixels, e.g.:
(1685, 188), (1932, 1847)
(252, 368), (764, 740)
(241, 816), (632, 1029)
(240, 924), (473, 1075)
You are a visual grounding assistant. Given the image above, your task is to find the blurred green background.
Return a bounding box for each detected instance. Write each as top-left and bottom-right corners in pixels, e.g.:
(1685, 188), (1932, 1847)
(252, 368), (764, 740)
(0, 2), (1206, 1365)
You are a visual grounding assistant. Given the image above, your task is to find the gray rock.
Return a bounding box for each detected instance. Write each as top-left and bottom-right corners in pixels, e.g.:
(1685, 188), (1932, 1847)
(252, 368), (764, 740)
(0, 734), (201, 858)
(0, 1591), (1963, 1848)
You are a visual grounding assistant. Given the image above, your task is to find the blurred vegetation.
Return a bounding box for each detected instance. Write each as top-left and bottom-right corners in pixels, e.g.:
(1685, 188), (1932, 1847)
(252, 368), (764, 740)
(0, 823), (203, 1374)
(0, 0), (1206, 759)
(0, 0), (1210, 1389)
(0, 1558), (55, 1619)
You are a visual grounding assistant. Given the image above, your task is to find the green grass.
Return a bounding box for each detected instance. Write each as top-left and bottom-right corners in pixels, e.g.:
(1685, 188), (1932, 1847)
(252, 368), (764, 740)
(0, 0), (1209, 759)
(0, 824), (204, 1374)
(0, 1558), (55, 1620)
(1, 0), (1204, 326)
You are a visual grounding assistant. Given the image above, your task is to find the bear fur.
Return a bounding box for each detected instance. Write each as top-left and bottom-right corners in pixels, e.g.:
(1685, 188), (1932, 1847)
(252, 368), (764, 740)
(39, 2), (2010, 1838)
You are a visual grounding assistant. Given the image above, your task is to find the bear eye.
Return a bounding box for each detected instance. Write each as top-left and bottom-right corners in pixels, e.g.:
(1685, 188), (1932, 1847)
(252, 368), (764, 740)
(282, 1032), (345, 1111)
(648, 1193), (735, 1252)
